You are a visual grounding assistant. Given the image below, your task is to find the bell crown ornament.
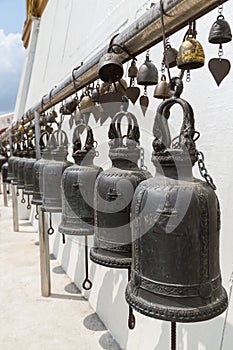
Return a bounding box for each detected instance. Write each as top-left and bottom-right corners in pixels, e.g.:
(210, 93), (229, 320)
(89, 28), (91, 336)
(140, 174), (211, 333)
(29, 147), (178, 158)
(177, 22), (205, 70)
(209, 15), (232, 44)
(126, 83), (228, 323)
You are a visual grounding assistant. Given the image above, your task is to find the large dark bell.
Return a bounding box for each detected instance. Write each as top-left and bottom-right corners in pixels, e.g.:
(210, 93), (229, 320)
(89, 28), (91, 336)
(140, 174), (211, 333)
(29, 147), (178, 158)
(2, 162), (10, 184)
(209, 15), (232, 44)
(98, 52), (123, 83)
(126, 97), (228, 323)
(137, 54), (158, 86)
(90, 111), (151, 269)
(42, 150), (72, 213)
(11, 156), (21, 185)
(7, 156), (17, 182)
(0, 153), (7, 171)
(17, 152), (28, 190)
(59, 125), (102, 236)
(24, 152), (37, 196)
(31, 148), (52, 206)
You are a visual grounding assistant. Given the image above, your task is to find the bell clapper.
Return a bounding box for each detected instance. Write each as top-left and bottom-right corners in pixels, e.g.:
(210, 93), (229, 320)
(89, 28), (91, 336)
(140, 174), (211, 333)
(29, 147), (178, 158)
(21, 190), (26, 204)
(16, 188), (19, 196)
(48, 213), (54, 235)
(35, 205), (39, 220)
(171, 322), (176, 350)
(62, 234), (66, 244)
(27, 195), (31, 210)
(128, 268), (136, 330)
(82, 236), (92, 291)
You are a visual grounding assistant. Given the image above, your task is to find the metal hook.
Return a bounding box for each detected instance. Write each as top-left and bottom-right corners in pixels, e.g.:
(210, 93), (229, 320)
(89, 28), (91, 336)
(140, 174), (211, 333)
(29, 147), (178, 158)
(21, 191), (26, 204)
(72, 63), (83, 100)
(160, 0), (174, 18)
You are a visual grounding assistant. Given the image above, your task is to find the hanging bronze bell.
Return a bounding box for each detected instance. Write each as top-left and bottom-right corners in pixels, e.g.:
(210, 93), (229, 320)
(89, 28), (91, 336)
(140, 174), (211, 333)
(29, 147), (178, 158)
(41, 130), (72, 214)
(2, 162), (10, 184)
(11, 143), (24, 186)
(17, 148), (29, 191)
(209, 15), (232, 44)
(59, 124), (102, 236)
(128, 60), (138, 77)
(90, 106), (151, 269)
(98, 52), (123, 83)
(80, 94), (95, 112)
(60, 99), (78, 115)
(7, 143), (20, 182)
(177, 29), (205, 70)
(153, 75), (170, 100)
(137, 54), (158, 86)
(126, 96), (228, 323)
(32, 133), (53, 207)
(23, 149), (37, 196)
(164, 45), (178, 68)
(91, 85), (100, 103)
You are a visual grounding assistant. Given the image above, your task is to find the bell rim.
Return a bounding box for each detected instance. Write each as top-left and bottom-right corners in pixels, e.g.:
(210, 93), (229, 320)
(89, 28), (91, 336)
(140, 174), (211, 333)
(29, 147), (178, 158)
(40, 206), (62, 213)
(90, 247), (131, 269)
(126, 281), (228, 323)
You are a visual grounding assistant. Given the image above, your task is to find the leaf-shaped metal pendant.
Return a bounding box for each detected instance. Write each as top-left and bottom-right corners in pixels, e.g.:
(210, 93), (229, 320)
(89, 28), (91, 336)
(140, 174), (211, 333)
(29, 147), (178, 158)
(208, 58), (231, 86)
(140, 95), (149, 116)
(126, 87), (140, 104)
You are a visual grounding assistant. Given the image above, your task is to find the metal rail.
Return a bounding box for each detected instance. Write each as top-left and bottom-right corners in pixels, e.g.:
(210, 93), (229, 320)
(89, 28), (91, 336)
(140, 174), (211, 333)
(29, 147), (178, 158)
(0, 0), (228, 142)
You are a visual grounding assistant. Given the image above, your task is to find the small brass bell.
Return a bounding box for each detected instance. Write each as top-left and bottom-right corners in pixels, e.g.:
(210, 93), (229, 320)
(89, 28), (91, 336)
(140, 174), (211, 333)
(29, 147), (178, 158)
(80, 93), (95, 112)
(137, 53), (158, 85)
(177, 23), (205, 70)
(91, 83), (100, 103)
(98, 52), (123, 83)
(164, 45), (178, 68)
(128, 60), (138, 77)
(153, 75), (170, 100)
(209, 15), (232, 44)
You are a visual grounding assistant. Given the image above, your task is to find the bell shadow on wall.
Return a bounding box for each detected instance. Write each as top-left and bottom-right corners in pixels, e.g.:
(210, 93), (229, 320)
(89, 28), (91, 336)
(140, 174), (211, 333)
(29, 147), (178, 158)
(95, 269), (129, 349)
(153, 315), (233, 350)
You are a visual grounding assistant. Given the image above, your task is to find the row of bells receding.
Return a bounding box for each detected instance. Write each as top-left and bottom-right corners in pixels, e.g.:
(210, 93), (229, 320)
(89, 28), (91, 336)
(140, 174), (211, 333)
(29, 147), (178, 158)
(3, 105), (228, 328)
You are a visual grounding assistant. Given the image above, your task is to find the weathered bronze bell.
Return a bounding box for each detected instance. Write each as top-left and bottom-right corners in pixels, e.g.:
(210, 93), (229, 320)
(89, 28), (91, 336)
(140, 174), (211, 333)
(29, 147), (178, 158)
(23, 149), (37, 196)
(7, 144), (20, 182)
(59, 124), (102, 236)
(90, 104), (151, 269)
(209, 15), (232, 44)
(32, 134), (53, 207)
(60, 99), (78, 115)
(153, 75), (170, 100)
(16, 148), (29, 191)
(59, 124), (102, 290)
(91, 84), (100, 103)
(41, 130), (72, 214)
(11, 143), (23, 186)
(137, 53), (158, 86)
(80, 93), (95, 112)
(2, 162), (10, 184)
(126, 96), (228, 323)
(177, 25), (205, 70)
(164, 45), (178, 68)
(98, 52), (123, 83)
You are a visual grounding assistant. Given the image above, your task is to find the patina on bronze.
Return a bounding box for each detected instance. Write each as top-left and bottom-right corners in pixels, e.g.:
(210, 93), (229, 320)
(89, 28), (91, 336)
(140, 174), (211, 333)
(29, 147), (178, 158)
(126, 90), (228, 323)
(59, 124), (102, 290)
(90, 99), (151, 329)
(41, 129), (72, 235)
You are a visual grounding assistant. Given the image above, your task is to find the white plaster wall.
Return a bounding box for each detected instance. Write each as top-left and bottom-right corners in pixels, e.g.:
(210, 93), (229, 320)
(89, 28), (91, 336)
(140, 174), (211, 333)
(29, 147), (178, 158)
(15, 0), (233, 349)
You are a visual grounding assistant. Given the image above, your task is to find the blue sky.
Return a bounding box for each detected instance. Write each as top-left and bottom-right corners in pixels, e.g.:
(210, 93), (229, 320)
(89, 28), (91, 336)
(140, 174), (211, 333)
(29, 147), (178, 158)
(0, 0), (26, 115)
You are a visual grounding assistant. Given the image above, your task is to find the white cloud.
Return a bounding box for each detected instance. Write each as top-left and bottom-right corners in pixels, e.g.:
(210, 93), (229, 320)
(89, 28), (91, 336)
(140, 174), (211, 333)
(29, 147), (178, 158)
(0, 29), (25, 114)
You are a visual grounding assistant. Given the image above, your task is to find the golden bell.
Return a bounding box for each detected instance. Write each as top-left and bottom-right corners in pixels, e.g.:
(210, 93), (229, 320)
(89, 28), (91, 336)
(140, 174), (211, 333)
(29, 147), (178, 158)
(153, 75), (170, 100)
(177, 37), (205, 70)
(80, 95), (95, 112)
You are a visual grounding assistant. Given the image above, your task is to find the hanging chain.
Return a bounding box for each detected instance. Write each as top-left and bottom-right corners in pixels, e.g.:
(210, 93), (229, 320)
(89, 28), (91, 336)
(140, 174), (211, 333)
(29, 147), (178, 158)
(218, 43), (224, 60)
(218, 3), (223, 15)
(186, 69), (191, 83)
(197, 151), (217, 190)
(140, 147), (147, 169)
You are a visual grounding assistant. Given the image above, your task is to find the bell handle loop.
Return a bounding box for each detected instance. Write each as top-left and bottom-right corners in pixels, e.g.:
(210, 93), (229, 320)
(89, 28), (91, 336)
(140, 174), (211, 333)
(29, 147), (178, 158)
(39, 130), (50, 150)
(183, 20), (197, 41)
(21, 191), (26, 204)
(168, 77), (184, 98)
(153, 97), (196, 153)
(109, 111), (140, 142)
(72, 124), (95, 151)
(50, 129), (69, 148)
(82, 236), (92, 291)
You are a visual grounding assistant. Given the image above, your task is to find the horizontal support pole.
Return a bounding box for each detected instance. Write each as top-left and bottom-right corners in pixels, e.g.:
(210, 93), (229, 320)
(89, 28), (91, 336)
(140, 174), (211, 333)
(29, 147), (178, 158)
(1, 0), (228, 142)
